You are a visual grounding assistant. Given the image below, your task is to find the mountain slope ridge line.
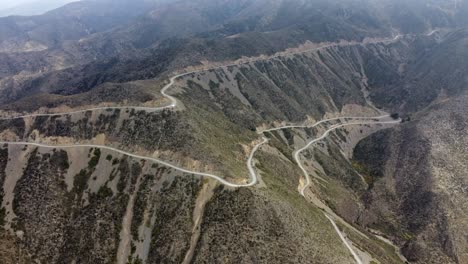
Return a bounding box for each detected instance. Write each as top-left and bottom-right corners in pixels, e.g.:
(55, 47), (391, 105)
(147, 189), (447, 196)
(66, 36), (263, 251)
(0, 118), (398, 188)
(0, 34), (405, 120)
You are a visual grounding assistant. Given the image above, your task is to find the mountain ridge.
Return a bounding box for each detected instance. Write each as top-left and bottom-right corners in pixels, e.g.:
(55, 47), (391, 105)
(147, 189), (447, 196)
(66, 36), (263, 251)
(0, 1), (467, 263)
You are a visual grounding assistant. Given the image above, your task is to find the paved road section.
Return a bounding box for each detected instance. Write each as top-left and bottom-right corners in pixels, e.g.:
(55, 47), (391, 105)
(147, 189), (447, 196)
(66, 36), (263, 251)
(296, 119), (402, 196)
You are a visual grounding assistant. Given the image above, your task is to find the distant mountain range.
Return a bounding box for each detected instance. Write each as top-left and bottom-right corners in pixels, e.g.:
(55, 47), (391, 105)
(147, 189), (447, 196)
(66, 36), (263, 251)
(0, 0), (79, 17)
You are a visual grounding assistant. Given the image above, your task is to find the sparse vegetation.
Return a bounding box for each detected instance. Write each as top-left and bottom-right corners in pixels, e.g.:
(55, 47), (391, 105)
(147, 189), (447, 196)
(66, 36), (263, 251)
(131, 175), (153, 241)
(73, 169), (92, 195)
(352, 160), (375, 187)
(88, 148), (101, 168)
(97, 185), (114, 199)
(1, 1), (467, 263)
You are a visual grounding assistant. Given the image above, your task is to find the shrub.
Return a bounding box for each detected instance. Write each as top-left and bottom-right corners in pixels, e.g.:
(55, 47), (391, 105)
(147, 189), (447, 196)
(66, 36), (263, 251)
(390, 113), (400, 119)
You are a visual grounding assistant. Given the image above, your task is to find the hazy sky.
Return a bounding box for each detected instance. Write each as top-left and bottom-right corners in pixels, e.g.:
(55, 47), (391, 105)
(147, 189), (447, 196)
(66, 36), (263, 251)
(0, 0), (79, 16)
(0, 0), (44, 10)
(0, 0), (81, 9)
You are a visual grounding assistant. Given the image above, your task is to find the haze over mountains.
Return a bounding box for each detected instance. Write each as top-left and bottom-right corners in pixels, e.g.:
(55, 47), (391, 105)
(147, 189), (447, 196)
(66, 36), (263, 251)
(0, 0), (79, 17)
(0, 0), (467, 263)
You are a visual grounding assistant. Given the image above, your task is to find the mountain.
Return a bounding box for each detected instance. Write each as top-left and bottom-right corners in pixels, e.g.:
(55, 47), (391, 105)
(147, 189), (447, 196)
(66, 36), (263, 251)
(353, 92), (468, 263)
(1, 0), (466, 107)
(0, 0), (79, 17)
(0, 0), (467, 263)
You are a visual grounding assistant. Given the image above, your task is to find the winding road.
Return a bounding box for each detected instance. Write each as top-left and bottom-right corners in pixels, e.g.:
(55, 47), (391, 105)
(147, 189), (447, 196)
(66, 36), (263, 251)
(0, 140), (267, 188)
(0, 33), (406, 264)
(0, 118), (395, 188)
(260, 115), (389, 133)
(1, 33), (403, 120)
(292, 118), (401, 264)
(296, 118), (402, 196)
(0, 73), (181, 121)
(0, 116), (399, 264)
(0, 33), (404, 189)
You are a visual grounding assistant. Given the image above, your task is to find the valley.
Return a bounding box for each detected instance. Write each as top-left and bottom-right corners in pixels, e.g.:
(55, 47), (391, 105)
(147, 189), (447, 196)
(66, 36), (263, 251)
(0, 34), (406, 263)
(0, 0), (467, 263)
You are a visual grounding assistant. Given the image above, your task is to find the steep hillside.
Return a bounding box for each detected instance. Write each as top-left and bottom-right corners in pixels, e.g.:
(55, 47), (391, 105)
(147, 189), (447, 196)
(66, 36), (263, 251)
(0, 139), (386, 263)
(0, 37), (413, 181)
(0, 143), (204, 263)
(0, 32), (409, 263)
(0, 0), (78, 17)
(353, 92), (468, 263)
(1, 0), (464, 106)
(370, 29), (468, 114)
(0, 1), (467, 264)
(0, 0), (159, 49)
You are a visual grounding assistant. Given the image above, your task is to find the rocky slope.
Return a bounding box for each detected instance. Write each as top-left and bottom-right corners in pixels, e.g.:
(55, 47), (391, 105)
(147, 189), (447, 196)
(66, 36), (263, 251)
(0, 0), (467, 263)
(0, 143), (204, 263)
(370, 28), (468, 114)
(0, 138), (389, 263)
(353, 92), (468, 263)
(0, 34), (408, 263)
(0, 35), (418, 180)
(0, 0), (465, 106)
